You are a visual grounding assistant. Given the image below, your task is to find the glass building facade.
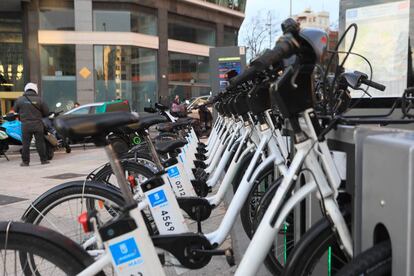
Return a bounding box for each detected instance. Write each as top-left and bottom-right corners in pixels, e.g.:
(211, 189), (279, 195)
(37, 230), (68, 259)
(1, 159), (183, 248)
(40, 45), (76, 111)
(205, 0), (247, 12)
(0, 13), (24, 92)
(0, 0), (244, 114)
(168, 53), (210, 101)
(168, 14), (216, 46)
(93, 10), (157, 35)
(94, 46), (157, 111)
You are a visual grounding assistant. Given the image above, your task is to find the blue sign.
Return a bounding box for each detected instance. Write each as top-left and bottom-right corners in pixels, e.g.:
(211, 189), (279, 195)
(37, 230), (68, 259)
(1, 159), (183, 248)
(148, 190), (167, 207)
(109, 237), (141, 266)
(168, 166), (180, 178)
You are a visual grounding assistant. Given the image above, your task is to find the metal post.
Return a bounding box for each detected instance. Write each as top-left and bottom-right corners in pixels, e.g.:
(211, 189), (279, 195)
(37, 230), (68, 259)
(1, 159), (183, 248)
(290, 0), (292, 17)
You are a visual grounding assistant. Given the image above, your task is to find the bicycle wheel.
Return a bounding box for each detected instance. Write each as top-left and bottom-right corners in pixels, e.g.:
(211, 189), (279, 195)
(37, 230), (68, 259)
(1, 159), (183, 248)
(92, 159), (156, 185)
(336, 241), (391, 276)
(22, 181), (126, 246)
(252, 176), (294, 275)
(240, 163), (276, 238)
(0, 221), (102, 276)
(281, 210), (351, 276)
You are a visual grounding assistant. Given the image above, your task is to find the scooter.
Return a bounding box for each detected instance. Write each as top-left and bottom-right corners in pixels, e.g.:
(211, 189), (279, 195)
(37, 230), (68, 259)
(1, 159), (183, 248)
(0, 113), (57, 161)
(47, 107), (71, 154)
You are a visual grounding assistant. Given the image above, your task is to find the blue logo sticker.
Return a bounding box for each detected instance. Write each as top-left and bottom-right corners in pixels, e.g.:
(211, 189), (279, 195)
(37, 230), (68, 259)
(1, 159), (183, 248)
(148, 190), (167, 207)
(109, 237), (141, 266)
(168, 166), (180, 178)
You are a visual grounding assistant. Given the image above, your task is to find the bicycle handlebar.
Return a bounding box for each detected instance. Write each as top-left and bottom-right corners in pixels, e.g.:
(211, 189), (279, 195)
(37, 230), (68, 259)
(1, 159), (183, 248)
(228, 34), (300, 89)
(361, 78), (386, 91)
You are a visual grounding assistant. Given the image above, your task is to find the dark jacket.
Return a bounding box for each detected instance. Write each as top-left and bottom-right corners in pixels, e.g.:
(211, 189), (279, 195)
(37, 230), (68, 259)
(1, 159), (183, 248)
(14, 90), (49, 124)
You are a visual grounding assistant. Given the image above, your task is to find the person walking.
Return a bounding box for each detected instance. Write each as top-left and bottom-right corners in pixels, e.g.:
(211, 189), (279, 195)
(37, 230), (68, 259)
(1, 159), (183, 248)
(14, 83), (49, 166)
(171, 95), (186, 117)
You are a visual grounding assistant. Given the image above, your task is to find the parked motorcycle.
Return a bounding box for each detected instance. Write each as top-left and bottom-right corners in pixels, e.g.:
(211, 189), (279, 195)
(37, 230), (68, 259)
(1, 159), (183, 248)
(0, 112), (57, 160)
(49, 103), (71, 153)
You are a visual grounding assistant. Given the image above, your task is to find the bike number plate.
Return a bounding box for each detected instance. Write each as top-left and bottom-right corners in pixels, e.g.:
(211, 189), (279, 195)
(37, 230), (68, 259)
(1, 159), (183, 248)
(108, 233), (148, 275)
(144, 185), (188, 234)
(166, 164), (196, 197)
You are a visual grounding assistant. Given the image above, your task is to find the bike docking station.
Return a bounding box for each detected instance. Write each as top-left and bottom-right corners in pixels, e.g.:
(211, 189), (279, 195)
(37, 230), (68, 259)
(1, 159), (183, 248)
(300, 123), (414, 275)
(326, 123), (414, 276)
(358, 130), (414, 276)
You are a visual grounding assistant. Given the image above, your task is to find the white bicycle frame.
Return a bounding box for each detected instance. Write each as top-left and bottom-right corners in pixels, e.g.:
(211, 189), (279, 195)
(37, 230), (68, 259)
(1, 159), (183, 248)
(77, 144), (166, 276)
(76, 107), (306, 276)
(235, 109), (353, 275)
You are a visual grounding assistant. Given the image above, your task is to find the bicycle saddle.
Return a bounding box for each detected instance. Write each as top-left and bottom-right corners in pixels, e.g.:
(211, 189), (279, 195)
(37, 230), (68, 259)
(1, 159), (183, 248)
(127, 113), (168, 131)
(155, 139), (187, 154)
(55, 112), (139, 140)
(157, 119), (192, 132)
(155, 102), (169, 111)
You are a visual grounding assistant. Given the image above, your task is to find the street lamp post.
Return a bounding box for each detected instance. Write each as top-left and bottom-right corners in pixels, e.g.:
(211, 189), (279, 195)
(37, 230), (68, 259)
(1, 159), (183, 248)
(265, 22), (272, 48)
(290, 0), (292, 17)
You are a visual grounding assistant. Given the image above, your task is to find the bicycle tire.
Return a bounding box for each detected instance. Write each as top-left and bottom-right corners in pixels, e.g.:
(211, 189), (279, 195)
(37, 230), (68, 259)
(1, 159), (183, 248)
(240, 163), (275, 238)
(0, 221), (103, 276)
(281, 209), (351, 276)
(23, 181), (158, 240)
(22, 180), (125, 234)
(336, 241), (391, 276)
(92, 160), (155, 186)
(252, 176), (293, 275)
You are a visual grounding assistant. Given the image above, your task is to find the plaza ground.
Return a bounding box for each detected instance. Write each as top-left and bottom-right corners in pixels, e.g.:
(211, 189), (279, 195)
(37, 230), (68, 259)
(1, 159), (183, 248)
(0, 147), (240, 275)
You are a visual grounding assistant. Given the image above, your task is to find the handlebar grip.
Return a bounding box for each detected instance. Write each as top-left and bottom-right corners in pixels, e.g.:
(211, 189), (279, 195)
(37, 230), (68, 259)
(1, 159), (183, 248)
(361, 79), (386, 91)
(228, 66), (257, 89)
(228, 34), (299, 88)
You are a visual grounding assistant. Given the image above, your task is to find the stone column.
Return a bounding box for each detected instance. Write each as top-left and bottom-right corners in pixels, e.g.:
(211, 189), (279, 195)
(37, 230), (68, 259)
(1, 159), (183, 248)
(216, 23), (224, 47)
(22, 0), (41, 92)
(74, 0), (94, 104)
(157, 7), (169, 105)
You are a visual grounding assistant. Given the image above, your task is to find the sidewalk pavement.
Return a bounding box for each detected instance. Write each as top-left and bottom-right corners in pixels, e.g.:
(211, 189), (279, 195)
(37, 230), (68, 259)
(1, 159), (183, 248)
(0, 147), (236, 275)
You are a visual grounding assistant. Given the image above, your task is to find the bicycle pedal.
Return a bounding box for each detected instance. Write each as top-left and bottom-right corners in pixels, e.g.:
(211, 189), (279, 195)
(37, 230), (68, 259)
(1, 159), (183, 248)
(225, 248), (235, 267)
(194, 160), (207, 169)
(192, 248), (227, 256)
(158, 253), (165, 265)
(197, 147), (207, 154)
(195, 154), (207, 161)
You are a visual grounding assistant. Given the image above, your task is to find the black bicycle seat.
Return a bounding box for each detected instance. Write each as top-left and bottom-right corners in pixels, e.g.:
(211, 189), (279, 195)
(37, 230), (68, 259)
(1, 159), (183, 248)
(55, 112), (139, 140)
(155, 102), (169, 111)
(128, 113), (168, 131)
(155, 139), (187, 154)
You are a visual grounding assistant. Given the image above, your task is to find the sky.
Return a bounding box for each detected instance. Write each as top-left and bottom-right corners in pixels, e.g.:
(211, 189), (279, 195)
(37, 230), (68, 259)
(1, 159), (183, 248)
(238, 0), (340, 46)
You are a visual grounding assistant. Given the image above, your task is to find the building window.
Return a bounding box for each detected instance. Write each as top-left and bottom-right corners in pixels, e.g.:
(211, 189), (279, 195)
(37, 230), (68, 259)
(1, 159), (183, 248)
(93, 10), (157, 35)
(169, 53), (209, 84)
(168, 52), (210, 100)
(0, 12), (24, 92)
(94, 45), (157, 111)
(40, 45), (76, 110)
(224, 27), (238, 46)
(168, 85), (210, 102)
(168, 14), (216, 46)
(206, 0), (247, 12)
(39, 1), (75, 31)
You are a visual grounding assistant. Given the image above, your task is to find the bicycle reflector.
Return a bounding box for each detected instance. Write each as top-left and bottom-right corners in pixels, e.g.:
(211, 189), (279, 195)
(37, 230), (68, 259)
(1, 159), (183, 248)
(128, 175), (137, 188)
(78, 212), (92, 233)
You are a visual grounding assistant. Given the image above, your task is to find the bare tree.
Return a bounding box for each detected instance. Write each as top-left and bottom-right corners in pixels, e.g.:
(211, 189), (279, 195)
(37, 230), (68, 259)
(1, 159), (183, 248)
(240, 10), (282, 61)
